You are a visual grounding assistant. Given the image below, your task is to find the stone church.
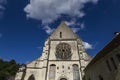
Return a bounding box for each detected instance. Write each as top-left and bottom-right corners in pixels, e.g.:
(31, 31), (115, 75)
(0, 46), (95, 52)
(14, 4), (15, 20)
(15, 21), (91, 80)
(15, 21), (120, 80)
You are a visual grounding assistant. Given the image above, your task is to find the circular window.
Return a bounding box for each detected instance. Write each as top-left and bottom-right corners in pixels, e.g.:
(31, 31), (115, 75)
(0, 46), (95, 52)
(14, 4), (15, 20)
(55, 43), (72, 59)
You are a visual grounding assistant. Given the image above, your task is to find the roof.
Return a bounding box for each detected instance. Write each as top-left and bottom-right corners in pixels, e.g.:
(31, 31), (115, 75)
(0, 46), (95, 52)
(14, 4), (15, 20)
(85, 33), (120, 71)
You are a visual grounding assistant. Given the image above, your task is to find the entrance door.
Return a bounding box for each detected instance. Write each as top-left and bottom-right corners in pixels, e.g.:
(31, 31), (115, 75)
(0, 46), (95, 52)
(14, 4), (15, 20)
(60, 78), (67, 80)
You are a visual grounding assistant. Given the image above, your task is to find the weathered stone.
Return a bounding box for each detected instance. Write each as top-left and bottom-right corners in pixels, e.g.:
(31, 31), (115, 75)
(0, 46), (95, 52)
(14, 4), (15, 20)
(15, 21), (91, 80)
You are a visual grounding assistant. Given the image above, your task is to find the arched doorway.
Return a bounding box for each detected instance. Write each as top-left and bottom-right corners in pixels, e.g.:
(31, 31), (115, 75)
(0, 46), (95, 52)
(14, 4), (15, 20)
(60, 78), (67, 80)
(28, 74), (35, 80)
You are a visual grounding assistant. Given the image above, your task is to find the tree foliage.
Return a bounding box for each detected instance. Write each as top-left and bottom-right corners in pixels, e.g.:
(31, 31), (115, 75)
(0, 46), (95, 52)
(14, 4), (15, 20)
(0, 58), (20, 80)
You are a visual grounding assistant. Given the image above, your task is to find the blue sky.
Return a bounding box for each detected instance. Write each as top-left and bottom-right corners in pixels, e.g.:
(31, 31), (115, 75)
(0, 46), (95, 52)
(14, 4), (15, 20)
(0, 0), (120, 64)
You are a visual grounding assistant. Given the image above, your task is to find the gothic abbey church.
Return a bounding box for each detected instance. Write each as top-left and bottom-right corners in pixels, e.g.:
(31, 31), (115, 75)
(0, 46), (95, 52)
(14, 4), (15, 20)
(15, 21), (120, 80)
(15, 21), (91, 80)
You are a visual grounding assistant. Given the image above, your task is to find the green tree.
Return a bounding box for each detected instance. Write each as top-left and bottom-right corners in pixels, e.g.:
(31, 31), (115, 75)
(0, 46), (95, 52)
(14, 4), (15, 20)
(0, 59), (20, 80)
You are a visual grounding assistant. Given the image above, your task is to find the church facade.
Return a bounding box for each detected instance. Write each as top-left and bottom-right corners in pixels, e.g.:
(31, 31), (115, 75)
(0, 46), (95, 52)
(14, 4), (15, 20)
(15, 22), (91, 80)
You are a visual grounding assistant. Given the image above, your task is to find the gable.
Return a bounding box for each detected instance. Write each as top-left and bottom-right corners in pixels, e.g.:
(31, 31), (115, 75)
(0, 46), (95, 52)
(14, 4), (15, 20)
(50, 21), (78, 39)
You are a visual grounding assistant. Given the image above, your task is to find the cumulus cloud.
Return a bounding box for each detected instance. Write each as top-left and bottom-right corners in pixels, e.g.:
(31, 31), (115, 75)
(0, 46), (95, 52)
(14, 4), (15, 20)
(24, 0), (98, 48)
(24, 0), (98, 35)
(83, 41), (93, 49)
(0, 0), (7, 19)
(24, 0), (98, 24)
(42, 25), (55, 35)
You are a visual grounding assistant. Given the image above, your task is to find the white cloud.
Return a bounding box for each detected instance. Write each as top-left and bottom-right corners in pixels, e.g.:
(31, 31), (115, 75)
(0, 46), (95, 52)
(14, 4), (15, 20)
(42, 25), (55, 35)
(0, 0), (7, 19)
(65, 20), (85, 33)
(65, 20), (77, 27)
(24, 0), (98, 24)
(71, 28), (81, 33)
(83, 41), (93, 49)
(80, 23), (85, 29)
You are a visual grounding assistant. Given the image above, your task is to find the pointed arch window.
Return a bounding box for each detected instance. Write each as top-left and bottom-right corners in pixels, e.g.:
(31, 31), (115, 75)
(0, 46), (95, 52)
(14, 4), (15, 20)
(73, 64), (80, 80)
(49, 64), (56, 80)
(28, 74), (35, 80)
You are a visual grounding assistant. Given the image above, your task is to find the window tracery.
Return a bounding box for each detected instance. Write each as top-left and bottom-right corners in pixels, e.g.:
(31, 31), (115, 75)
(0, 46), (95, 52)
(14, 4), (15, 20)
(55, 43), (72, 60)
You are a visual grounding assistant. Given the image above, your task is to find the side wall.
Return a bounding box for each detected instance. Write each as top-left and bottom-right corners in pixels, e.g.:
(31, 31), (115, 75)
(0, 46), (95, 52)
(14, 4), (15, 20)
(84, 45), (120, 80)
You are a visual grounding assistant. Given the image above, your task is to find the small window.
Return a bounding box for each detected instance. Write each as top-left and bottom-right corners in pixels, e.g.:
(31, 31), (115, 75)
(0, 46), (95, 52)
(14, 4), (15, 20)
(62, 65), (64, 68)
(99, 75), (103, 80)
(106, 60), (112, 71)
(116, 54), (120, 62)
(57, 67), (59, 69)
(34, 62), (37, 67)
(60, 32), (62, 38)
(68, 67), (70, 69)
(110, 57), (117, 70)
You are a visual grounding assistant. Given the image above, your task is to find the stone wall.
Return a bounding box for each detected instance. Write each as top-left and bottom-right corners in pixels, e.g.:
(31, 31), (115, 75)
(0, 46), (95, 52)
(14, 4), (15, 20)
(84, 45), (120, 80)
